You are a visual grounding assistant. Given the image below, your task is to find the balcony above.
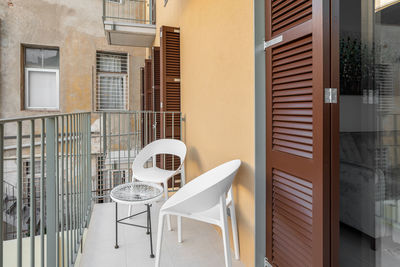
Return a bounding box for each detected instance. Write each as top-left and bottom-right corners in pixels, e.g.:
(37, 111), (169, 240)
(103, 0), (156, 47)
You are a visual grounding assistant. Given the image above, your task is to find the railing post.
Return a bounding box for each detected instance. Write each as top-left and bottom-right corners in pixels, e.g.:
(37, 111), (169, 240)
(149, 0), (153, 24)
(46, 118), (57, 267)
(87, 114), (92, 219)
(0, 123), (3, 267)
(102, 113), (107, 156)
(16, 121), (22, 267)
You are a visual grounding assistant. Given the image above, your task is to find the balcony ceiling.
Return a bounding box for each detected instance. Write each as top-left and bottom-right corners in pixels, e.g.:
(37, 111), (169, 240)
(104, 21), (156, 47)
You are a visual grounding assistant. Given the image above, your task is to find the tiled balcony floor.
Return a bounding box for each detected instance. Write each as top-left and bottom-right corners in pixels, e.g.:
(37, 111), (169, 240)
(79, 202), (244, 267)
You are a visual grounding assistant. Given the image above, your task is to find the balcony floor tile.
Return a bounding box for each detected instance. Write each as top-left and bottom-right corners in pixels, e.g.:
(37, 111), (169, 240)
(79, 202), (244, 267)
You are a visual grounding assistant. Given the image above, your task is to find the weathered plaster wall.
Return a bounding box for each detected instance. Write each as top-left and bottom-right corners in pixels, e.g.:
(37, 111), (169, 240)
(153, 0), (255, 266)
(0, 0), (146, 119)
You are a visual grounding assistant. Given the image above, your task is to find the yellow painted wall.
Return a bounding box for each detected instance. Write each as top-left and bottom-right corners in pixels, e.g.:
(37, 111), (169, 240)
(154, 0), (255, 266)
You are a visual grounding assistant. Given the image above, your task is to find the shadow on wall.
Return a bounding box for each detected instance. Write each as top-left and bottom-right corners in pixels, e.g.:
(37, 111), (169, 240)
(186, 145), (204, 176)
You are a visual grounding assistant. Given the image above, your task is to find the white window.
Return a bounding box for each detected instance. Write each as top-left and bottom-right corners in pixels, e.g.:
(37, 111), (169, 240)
(96, 52), (129, 111)
(24, 47), (59, 110)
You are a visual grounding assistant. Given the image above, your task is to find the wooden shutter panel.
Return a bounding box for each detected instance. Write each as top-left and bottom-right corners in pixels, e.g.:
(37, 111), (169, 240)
(143, 59), (153, 145)
(160, 26), (181, 188)
(152, 46), (161, 140)
(266, 1), (331, 266)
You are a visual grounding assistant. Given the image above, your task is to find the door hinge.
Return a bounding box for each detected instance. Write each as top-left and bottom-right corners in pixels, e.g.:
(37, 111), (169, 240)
(264, 257), (273, 267)
(324, 88), (337, 104)
(264, 35), (283, 50)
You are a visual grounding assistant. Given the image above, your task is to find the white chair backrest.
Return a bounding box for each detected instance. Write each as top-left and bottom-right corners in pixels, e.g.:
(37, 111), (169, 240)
(161, 160), (241, 214)
(132, 139), (187, 172)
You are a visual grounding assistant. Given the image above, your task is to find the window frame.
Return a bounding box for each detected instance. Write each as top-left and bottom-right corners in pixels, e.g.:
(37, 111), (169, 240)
(24, 67), (60, 110)
(21, 45), (60, 111)
(95, 51), (129, 111)
(97, 73), (127, 111)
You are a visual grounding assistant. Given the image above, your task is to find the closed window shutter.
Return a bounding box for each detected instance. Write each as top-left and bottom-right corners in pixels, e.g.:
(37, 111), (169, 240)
(265, 0), (331, 266)
(160, 26), (181, 188)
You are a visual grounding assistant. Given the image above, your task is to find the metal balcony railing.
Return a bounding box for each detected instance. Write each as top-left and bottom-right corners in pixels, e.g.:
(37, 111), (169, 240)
(92, 111), (183, 203)
(103, 0), (155, 25)
(0, 110), (183, 266)
(0, 112), (92, 267)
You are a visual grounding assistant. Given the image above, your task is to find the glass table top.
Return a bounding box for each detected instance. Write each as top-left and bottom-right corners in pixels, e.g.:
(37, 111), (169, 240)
(110, 182), (163, 203)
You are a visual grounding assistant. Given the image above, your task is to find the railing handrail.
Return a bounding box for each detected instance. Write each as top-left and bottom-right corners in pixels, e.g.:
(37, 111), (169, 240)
(0, 111), (91, 124)
(102, 0), (155, 25)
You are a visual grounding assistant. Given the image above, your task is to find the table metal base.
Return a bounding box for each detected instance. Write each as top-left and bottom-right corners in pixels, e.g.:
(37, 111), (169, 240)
(114, 202), (154, 258)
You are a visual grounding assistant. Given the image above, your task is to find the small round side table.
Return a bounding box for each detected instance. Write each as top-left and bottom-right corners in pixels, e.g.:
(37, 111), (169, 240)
(110, 182), (164, 258)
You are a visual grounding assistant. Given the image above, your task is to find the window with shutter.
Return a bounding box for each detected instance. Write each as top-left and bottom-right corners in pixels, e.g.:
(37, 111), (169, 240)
(265, 0), (332, 266)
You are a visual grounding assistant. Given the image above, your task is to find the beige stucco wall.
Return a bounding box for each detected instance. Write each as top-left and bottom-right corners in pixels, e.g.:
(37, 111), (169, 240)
(153, 0), (255, 266)
(0, 0), (146, 120)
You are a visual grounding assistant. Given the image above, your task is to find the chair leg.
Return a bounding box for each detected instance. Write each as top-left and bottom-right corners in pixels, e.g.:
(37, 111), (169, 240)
(127, 205), (132, 217)
(163, 182), (172, 231)
(220, 197), (232, 267)
(177, 216), (182, 243)
(155, 213), (165, 267)
(229, 204), (240, 260)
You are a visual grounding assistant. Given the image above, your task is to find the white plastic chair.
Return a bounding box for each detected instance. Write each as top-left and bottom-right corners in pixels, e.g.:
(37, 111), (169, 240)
(155, 160), (241, 267)
(130, 139), (187, 231)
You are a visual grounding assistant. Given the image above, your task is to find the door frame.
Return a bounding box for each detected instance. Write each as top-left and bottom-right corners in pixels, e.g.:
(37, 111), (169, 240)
(254, 0), (267, 265)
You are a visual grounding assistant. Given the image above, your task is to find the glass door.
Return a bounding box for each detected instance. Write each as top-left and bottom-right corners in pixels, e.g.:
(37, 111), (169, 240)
(339, 0), (400, 266)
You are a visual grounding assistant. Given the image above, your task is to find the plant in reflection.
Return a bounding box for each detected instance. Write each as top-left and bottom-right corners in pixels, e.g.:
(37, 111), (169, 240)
(340, 36), (375, 95)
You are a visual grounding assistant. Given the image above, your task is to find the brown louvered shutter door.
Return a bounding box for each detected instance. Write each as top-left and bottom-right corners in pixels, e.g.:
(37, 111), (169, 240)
(144, 59), (153, 145)
(265, 0), (331, 266)
(152, 46), (162, 167)
(160, 26), (181, 188)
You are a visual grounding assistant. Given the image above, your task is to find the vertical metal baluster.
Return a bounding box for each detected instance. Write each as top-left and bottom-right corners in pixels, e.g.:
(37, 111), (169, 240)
(127, 114), (131, 182)
(145, 112), (148, 146)
(69, 115), (73, 264)
(82, 115), (86, 224)
(108, 114), (111, 194)
(55, 117), (59, 267)
(77, 115), (80, 244)
(45, 117), (56, 267)
(180, 112), (184, 186)
(65, 116), (70, 266)
(153, 111), (156, 141)
(30, 120), (35, 267)
(61, 116), (65, 267)
(0, 123), (3, 267)
(118, 113), (121, 185)
(87, 114), (92, 219)
(17, 121), (22, 267)
(163, 112), (166, 169)
(172, 113), (175, 190)
(73, 114), (77, 254)
(79, 115), (83, 241)
(40, 119), (45, 267)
